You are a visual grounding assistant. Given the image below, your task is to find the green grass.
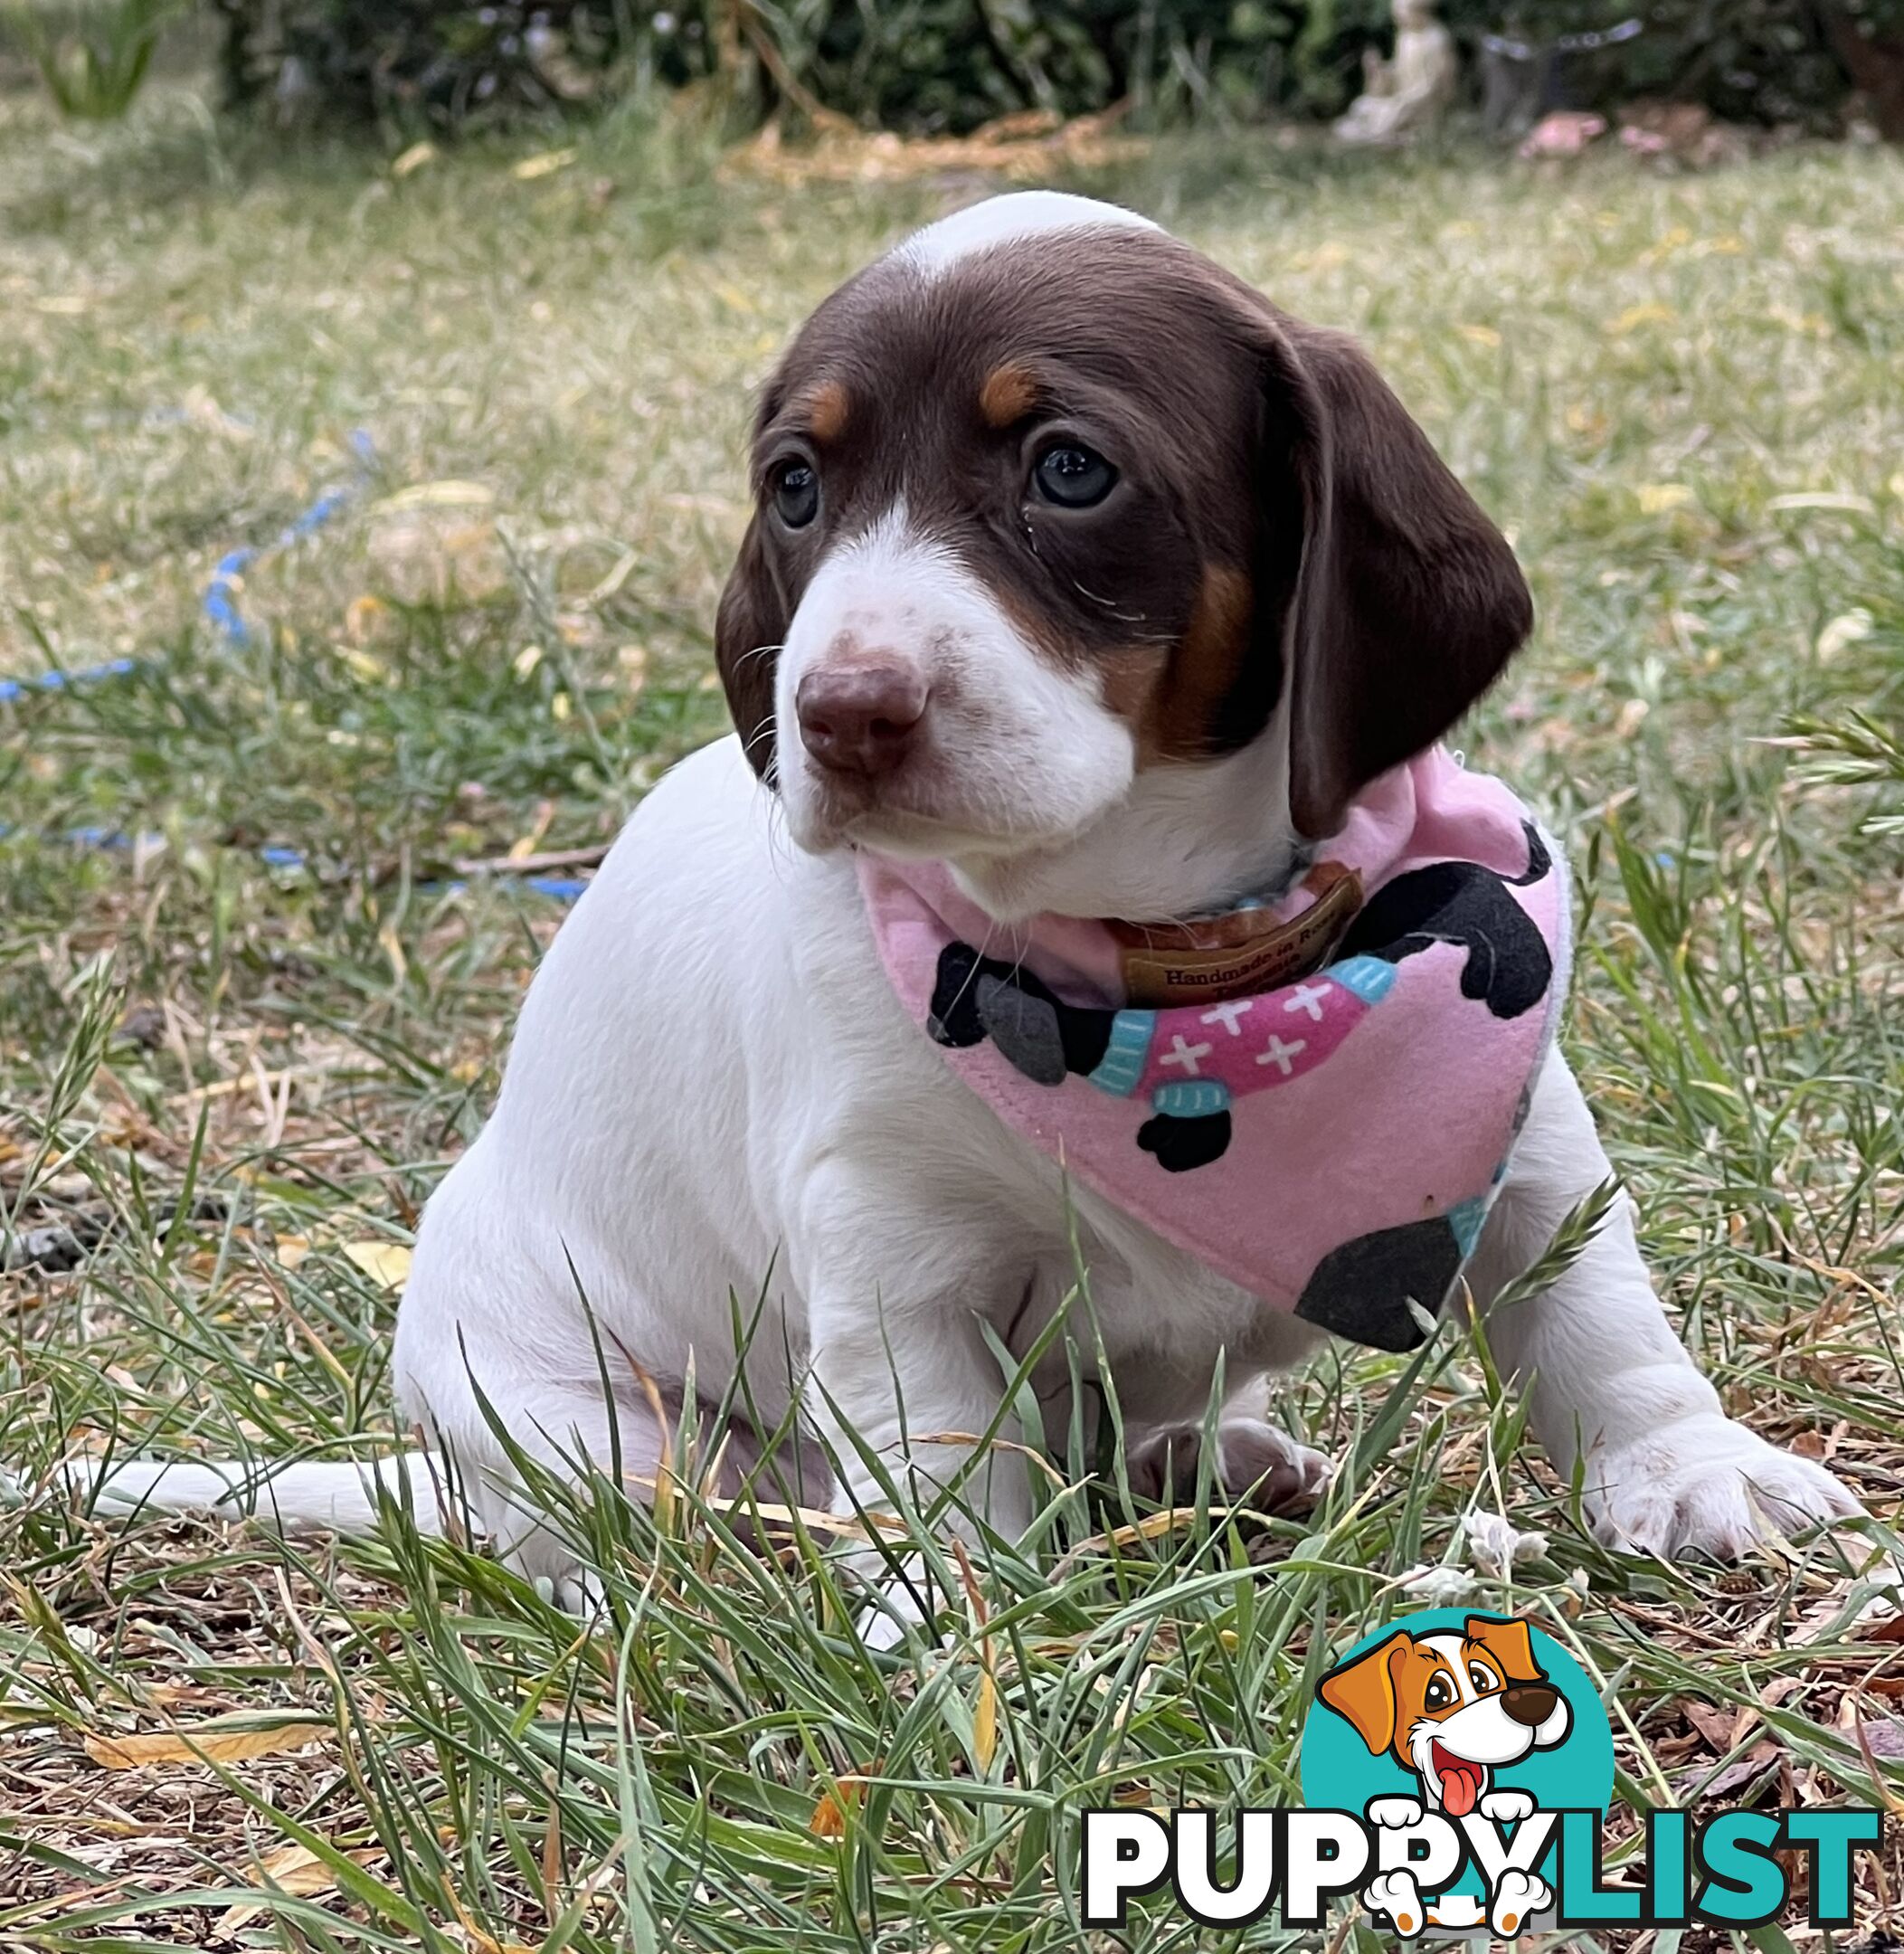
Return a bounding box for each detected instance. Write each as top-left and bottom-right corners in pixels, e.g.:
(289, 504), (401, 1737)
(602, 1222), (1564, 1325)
(4, 72), (1903, 1951)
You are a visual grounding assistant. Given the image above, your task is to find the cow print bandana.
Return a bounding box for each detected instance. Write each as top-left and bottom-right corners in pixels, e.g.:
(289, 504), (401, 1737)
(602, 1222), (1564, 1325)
(858, 747), (1570, 1352)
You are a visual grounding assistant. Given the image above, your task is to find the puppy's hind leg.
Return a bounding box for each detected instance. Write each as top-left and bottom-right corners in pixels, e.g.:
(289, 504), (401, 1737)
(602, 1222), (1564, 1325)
(401, 1363), (682, 1617)
(1473, 1046), (1861, 1558)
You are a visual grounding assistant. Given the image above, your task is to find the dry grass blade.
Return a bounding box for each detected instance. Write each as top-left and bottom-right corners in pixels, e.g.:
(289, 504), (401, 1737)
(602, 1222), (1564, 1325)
(82, 1716), (333, 1769)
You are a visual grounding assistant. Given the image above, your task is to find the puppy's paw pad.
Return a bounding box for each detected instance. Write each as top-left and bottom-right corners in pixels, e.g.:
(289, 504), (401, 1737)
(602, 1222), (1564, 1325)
(1589, 1416), (1862, 1560)
(1362, 1871), (1425, 1938)
(1488, 1867), (1550, 1938)
(1478, 1788), (1534, 1825)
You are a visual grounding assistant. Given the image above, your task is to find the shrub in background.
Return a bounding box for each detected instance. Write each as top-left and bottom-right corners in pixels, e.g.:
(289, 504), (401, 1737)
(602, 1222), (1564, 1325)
(207, 0), (1904, 136)
(4, 0), (186, 117)
(211, 0), (722, 128)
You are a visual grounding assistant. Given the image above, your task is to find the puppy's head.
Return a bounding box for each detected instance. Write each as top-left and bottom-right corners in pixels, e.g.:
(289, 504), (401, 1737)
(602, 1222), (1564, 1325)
(1319, 1616), (1572, 1813)
(717, 192), (1530, 913)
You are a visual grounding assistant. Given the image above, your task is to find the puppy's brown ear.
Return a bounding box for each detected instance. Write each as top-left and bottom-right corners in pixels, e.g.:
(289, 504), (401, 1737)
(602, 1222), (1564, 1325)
(1318, 1631), (1410, 1755)
(715, 512), (791, 783)
(1258, 322), (1532, 840)
(1464, 1614), (1542, 1684)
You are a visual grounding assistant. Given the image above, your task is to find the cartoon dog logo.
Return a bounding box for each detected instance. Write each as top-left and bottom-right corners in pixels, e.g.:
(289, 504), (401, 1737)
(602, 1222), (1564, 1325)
(1317, 1614), (1576, 1938)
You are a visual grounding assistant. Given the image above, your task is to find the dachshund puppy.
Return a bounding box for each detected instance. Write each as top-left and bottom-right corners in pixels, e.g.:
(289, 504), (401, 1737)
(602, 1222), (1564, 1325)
(71, 194), (1862, 1628)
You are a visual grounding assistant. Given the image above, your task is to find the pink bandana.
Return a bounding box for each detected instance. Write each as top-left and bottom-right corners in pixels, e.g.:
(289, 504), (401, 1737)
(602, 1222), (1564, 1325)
(859, 748), (1569, 1351)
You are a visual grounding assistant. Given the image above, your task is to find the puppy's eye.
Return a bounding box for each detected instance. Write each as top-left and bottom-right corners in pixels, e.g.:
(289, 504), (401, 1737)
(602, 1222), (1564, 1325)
(1470, 1663), (1497, 1693)
(1425, 1675), (1453, 1710)
(772, 460), (819, 528)
(1033, 443), (1116, 509)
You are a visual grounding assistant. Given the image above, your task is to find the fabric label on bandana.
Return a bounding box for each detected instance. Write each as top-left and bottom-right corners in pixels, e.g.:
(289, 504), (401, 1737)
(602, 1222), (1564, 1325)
(1110, 862), (1364, 1008)
(858, 747), (1571, 1353)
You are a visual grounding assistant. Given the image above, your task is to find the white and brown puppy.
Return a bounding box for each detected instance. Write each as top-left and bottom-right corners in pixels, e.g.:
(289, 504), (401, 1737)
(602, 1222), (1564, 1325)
(74, 193), (1859, 1620)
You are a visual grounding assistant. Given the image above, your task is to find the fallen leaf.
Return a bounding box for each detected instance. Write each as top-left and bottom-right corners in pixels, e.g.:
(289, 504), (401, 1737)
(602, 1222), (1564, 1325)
(84, 1717), (330, 1769)
(1849, 1712), (1904, 1813)
(392, 140), (438, 178)
(810, 1763), (878, 1836)
(1767, 491), (1875, 516)
(338, 645), (386, 684)
(1637, 482), (1695, 514)
(1680, 1738), (1780, 1801)
(512, 147), (577, 181)
(343, 1241), (412, 1292)
(1680, 1700), (1739, 1750)
(1816, 610), (1874, 661)
(372, 479), (495, 514)
(214, 1841), (381, 1933)
(345, 593), (390, 643)
(1855, 1717), (1904, 1760)
(1607, 303), (1676, 334)
(1458, 323), (1501, 346)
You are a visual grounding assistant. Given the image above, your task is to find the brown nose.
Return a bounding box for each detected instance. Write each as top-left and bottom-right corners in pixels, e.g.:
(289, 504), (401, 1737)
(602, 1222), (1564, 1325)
(796, 662), (928, 779)
(1502, 1683), (1559, 1727)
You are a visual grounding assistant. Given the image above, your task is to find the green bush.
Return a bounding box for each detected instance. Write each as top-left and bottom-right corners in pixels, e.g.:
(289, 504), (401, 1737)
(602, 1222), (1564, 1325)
(5, 0), (185, 118)
(209, 0), (1902, 136)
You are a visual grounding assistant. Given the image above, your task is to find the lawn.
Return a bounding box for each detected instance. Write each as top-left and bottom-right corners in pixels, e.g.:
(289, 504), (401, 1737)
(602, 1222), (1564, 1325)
(2, 69), (1902, 1951)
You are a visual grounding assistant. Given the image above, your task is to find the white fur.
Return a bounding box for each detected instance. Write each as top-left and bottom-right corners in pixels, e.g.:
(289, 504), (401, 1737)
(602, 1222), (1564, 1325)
(894, 190), (1158, 280)
(776, 502), (1136, 881)
(56, 197), (1861, 1621)
(66, 730), (1860, 1612)
(1362, 1868), (1427, 1939)
(1490, 1866), (1552, 1939)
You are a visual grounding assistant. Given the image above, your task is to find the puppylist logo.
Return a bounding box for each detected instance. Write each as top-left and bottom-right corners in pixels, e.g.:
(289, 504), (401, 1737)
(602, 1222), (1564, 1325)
(1081, 1609), (1883, 1937)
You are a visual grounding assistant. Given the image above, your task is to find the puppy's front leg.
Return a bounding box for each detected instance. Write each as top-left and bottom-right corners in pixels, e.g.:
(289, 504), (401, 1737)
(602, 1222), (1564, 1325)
(1469, 1047), (1860, 1558)
(796, 1177), (1035, 1639)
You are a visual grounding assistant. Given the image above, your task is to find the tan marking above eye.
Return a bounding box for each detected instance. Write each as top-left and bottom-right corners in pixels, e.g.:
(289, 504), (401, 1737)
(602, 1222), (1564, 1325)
(803, 380), (850, 443)
(979, 363), (1039, 429)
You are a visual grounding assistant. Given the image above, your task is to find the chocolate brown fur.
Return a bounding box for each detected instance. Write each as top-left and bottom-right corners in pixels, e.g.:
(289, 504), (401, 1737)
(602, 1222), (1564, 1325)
(716, 225), (1531, 839)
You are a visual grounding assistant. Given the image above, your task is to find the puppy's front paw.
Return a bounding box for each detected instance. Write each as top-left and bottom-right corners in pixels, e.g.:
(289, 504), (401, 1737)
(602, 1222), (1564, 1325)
(1367, 1795), (1425, 1829)
(1587, 1415), (1861, 1560)
(1488, 1867), (1550, 1939)
(1361, 1870), (1426, 1939)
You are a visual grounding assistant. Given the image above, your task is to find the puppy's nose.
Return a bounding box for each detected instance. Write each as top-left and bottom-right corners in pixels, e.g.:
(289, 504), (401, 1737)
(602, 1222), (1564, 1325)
(796, 662), (928, 779)
(1502, 1683), (1559, 1727)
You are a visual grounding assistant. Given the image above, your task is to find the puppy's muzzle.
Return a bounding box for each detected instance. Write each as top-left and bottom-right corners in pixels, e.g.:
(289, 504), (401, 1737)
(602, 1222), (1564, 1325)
(796, 659), (929, 779)
(1502, 1683), (1559, 1727)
